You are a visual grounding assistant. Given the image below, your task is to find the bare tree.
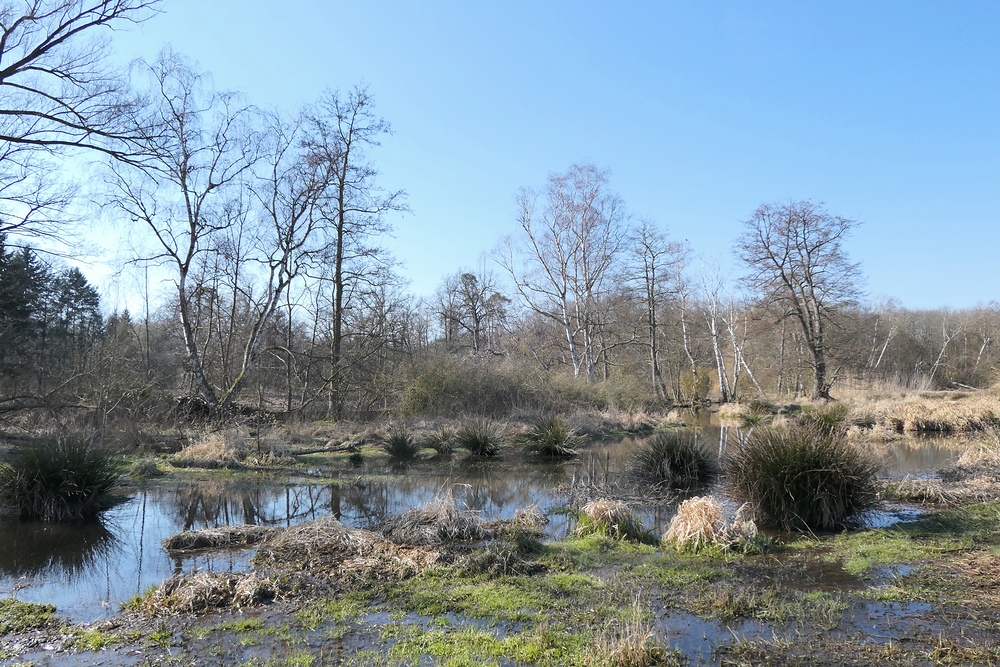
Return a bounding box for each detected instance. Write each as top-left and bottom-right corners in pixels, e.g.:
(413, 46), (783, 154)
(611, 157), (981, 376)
(435, 268), (509, 354)
(498, 163), (627, 378)
(625, 220), (685, 402)
(0, 0), (158, 241)
(111, 51), (340, 413)
(736, 200), (862, 400)
(301, 86), (406, 416)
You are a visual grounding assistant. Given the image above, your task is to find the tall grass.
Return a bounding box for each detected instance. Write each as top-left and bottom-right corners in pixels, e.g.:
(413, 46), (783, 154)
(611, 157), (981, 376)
(629, 431), (719, 492)
(0, 438), (124, 522)
(456, 418), (506, 456)
(724, 426), (880, 532)
(383, 424), (421, 461)
(523, 415), (580, 458)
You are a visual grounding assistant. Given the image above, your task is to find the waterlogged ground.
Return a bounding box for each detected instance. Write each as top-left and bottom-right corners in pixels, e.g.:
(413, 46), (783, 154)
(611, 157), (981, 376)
(1, 426), (994, 667)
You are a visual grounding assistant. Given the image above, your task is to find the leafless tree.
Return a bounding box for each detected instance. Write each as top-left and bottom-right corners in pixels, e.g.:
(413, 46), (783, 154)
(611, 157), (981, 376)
(736, 200), (863, 400)
(497, 163), (627, 378)
(301, 86), (406, 415)
(625, 220), (685, 402)
(0, 0), (158, 242)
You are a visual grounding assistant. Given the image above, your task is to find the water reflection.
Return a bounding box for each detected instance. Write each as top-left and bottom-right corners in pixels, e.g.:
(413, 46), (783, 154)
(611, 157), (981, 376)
(0, 428), (969, 624)
(0, 518), (119, 578)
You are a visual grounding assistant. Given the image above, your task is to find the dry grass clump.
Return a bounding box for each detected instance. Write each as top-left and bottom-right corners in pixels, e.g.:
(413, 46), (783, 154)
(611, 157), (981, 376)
(663, 496), (725, 552)
(663, 497), (764, 554)
(162, 524), (279, 553)
(130, 457), (165, 478)
(863, 392), (1000, 433)
(255, 516), (442, 584)
(575, 499), (656, 543)
(129, 572), (279, 614)
(378, 489), (492, 545)
(883, 477), (998, 505)
(585, 598), (671, 667)
(173, 430), (291, 468)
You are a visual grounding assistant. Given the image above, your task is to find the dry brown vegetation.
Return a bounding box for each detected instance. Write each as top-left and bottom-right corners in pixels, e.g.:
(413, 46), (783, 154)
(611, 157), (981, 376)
(162, 525), (279, 553)
(377, 489), (493, 545)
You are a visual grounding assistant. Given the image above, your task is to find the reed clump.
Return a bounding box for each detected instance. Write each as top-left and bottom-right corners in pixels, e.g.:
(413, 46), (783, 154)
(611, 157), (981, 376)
(0, 437), (123, 522)
(724, 426), (880, 532)
(663, 497), (767, 554)
(456, 418), (507, 456)
(629, 431), (719, 492)
(585, 597), (671, 667)
(173, 430), (291, 469)
(523, 415), (580, 458)
(383, 423), (421, 461)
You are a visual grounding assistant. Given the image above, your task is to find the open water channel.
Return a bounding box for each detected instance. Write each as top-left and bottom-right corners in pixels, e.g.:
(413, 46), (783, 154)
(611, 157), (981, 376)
(0, 421), (966, 624)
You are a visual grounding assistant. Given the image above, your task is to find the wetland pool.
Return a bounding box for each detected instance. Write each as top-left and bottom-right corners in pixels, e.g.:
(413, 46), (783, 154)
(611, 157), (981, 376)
(0, 428), (968, 624)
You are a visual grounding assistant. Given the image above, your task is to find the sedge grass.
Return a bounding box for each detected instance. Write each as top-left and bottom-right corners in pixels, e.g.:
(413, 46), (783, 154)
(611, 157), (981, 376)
(724, 426), (880, 532)
(629, 431), (719, 492)
(0, 437), (123, 522)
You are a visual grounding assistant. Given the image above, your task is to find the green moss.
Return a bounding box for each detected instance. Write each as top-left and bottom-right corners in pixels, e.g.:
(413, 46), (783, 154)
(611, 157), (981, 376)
(69, 628), (128, 651)
(390, 570), (556, 623)
(0, 598), (56, 635)
(295, 591), (374, 630)
(387, 622), (588, 667)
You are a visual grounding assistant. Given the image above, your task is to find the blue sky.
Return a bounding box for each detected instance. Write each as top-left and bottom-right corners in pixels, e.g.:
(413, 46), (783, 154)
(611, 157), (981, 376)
(104, 1), (1000, 310)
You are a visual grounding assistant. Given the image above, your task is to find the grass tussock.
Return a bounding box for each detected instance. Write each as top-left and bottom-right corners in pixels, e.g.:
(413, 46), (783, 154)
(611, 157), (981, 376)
(523, 415), (580, 458)
(585, 597), (674, 667)
(130, 457), (165, 478)
(162, 524), (279, 553)
(378, 488), (492, 545)
(0, 598), (57, 634)
(629, 431), (719, 492)
(0, 438), (123, 522)
(724, 426), (881, 532)
(383, 423), (421, 461)
(575, 499), (657, 544)
(456, 418), (507, 456)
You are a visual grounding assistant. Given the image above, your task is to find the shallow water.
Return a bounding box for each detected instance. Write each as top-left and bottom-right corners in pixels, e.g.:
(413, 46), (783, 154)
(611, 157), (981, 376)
(0, 428), (968, 623)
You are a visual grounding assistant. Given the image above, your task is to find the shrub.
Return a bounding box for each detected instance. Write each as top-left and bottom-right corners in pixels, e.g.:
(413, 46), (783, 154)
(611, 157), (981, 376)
(383, 424), (421, 461)
(629, 431), (719, 492)
(456, 418), (506, 456)
(0, 438), (124, 522)
(724, 426), (880, 532)
(523, 415), (580, 458)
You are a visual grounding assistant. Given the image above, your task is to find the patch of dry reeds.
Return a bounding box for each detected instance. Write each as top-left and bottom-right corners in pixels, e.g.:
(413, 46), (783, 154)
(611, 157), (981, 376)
(132, 572), (279, 614)
(862, 392), (1000, 434)
(576, 498), (655, 543)
(663, 496), (725, 552)
(378, 489), (492, 545)
(883, 477), (998, 505)
(664, 497), (763, 554)
(585, 597), (670, 667)
(173, 430), (292, 469)
(254, 516), (442, 584)
(162, 525), (279, 553)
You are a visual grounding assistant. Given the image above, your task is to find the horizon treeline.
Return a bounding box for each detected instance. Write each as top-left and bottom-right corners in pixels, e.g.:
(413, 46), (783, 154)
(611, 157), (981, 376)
(0, 1), (995, 425)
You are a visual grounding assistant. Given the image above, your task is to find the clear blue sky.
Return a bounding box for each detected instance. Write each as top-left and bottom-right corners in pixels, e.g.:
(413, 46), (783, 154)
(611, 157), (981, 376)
(105, 0), (1000, 310)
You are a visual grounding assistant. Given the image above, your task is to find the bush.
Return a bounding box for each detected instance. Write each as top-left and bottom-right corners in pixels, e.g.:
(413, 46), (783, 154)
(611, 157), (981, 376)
(523, 415), (580, 458)
(383, 424), (421, 460)
(724, 426), (880, 532)
(0, 438), (124, 522)
(629, 431), (719, 492)
(575, 499), (658, 544)
(456, 418), (506, 456)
